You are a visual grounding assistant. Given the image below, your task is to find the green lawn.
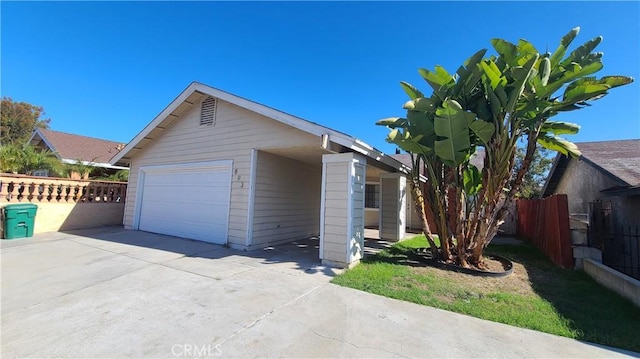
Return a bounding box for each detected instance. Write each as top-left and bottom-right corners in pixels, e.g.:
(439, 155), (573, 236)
(331, 235), (640, 352)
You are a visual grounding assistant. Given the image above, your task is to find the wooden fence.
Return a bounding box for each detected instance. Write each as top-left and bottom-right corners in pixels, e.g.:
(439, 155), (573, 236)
(516, 194), (573, 268)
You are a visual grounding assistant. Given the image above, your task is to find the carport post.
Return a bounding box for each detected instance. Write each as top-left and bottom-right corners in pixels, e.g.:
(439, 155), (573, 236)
(320, 153), (366, 268)
(379, 173), (407, 241)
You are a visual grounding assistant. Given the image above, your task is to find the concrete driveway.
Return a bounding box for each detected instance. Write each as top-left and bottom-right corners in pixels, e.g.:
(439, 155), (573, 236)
(1, 227), (636, 358)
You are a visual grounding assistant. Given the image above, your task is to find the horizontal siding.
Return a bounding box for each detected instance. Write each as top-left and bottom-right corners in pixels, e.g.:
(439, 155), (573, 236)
(406, 191), (423, 229)
(380, 177), (400, 238)
(125, 98), (320, 246)
(251, 151), (322, 246)
(321, 159), (350, 264)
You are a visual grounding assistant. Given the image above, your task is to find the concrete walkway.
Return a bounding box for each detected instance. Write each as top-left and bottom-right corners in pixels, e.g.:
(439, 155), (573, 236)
(1, 228), (637, 358)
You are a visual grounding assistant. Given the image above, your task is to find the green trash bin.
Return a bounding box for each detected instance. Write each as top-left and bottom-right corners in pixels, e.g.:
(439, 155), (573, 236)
(3, 203), (38, 239)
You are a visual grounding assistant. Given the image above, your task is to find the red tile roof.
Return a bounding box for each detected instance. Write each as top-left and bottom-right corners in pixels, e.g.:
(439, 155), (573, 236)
(33, 129), (125, 164)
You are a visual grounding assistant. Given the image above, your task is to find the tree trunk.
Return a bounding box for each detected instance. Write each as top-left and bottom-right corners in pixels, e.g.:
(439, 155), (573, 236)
(409, 180), (438, 254)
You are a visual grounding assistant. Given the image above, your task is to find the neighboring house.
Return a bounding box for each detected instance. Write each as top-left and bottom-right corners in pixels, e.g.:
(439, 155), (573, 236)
(29, 128), (128, 179)
(542, 139), (640, 230)
(110, 82), (414, 268)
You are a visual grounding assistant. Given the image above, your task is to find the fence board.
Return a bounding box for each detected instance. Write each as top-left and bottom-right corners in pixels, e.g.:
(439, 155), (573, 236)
(517, 194), (573, 268)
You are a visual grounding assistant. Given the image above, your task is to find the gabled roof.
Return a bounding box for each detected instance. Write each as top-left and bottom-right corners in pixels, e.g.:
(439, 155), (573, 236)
(29, 128), (128, 169)
(110, 81), (404, 172)
(542, 139), (640, 197)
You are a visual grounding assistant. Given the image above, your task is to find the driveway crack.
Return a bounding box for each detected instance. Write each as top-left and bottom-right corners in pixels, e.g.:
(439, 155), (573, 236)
(215, 284), (324, 347)
(310, 329), (411, 358)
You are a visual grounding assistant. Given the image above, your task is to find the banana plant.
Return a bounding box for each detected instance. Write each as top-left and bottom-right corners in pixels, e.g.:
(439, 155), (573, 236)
(377, 27), (633, 268)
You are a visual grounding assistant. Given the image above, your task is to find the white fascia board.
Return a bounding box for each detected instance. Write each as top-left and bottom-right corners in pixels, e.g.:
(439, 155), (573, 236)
(111, 81), (365, 166)
(110, 81), (407, 173)
(28, 128), (63, 160)
(61, 158), (129, 170)
(193, 83), (350, 137)
(110, 82), (201, 165)
(336, 137), (408, 174)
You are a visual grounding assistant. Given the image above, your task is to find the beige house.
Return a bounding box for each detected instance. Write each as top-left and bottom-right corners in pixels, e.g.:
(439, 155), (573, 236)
(111, 82), (419, 268)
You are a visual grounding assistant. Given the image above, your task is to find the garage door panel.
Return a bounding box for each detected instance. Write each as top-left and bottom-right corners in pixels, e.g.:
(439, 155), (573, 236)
(137, 162), (231, 244)
(141, 198), (228, 214)
(140, 204), (227, 223)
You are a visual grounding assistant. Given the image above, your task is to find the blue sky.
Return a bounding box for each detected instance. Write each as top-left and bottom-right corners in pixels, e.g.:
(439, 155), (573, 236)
(2, 1), (639, 154)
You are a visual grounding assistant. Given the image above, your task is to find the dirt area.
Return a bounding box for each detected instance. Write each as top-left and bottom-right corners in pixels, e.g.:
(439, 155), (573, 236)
(409, 259), (536, 297)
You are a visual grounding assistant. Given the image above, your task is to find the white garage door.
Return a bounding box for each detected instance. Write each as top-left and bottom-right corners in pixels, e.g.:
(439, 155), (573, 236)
(136, 161), (232, 244)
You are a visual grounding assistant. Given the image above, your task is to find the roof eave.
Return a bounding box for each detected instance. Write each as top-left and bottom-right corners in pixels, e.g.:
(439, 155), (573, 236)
(61, 158), (128, 170)
(28, 128), (63, 160)
(110, 82), (406, 173)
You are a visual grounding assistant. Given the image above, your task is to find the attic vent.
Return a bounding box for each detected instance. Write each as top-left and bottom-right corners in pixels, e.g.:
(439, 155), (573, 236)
(200, 97), (217, 126)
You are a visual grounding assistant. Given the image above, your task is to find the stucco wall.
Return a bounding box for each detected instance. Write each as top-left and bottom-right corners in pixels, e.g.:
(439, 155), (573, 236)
(554, 159), (640, 228)
(1, 202), (125, 237)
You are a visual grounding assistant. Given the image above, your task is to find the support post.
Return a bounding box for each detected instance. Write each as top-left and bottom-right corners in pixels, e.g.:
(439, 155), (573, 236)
(320, 153), (366, 268)
(379, 173), (407, 241)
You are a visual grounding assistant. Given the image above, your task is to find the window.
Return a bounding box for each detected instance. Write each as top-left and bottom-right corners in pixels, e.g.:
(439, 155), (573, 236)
(32, 170), (50, 177)
(365, 184), (380, 209)
(200, 97), (217, 126)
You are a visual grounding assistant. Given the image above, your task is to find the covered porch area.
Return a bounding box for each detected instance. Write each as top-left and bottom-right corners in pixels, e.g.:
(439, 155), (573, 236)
(253, 144), (412, 269)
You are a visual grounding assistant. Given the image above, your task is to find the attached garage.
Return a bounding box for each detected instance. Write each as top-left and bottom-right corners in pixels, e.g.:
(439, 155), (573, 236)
(112, 82), (408, 268)
(134, 161), (232, 244)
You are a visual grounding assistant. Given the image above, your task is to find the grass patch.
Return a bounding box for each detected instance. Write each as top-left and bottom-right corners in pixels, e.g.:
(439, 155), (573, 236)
(332, 235), (640, 352)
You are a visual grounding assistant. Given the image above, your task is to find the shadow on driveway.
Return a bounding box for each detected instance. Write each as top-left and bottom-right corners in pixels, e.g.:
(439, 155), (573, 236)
(58, 226), (340, 278)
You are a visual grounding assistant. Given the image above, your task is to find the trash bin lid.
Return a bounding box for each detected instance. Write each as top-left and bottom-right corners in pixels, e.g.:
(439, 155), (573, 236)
(3, 203), (38, 210)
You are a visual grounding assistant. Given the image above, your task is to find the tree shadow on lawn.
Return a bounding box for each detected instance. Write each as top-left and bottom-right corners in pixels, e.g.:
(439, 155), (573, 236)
(364, 246), (432, 268)
(486, 243), (640, 353)
(363, 241), (640, 353)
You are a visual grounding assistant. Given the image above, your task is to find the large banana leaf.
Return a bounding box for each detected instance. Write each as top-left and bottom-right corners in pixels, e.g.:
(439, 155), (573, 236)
(491, 39), (518, 66)
(537, 134), (581, 158)
(539, 61), (604, 98)
(540, 121), (580, 135)
(480, 61), (507, 89)
(468, 119), (495, 146)
(505, 55), (539, 116)
(403, 97), (439, 112)
(463, 164), (482, 195)
(434, 99), (474, 166)
(376, 117), (408, 129)
(407, 110), (437, 148)
(550, 27), (580, 69)
(561, 36), (603, 67)
(453, 49), (486, 97)
(400, 81), (424, 100)
(418, 66), (455, 100)
(386, 128), (433, 156)
(563, 83), (609, 103)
